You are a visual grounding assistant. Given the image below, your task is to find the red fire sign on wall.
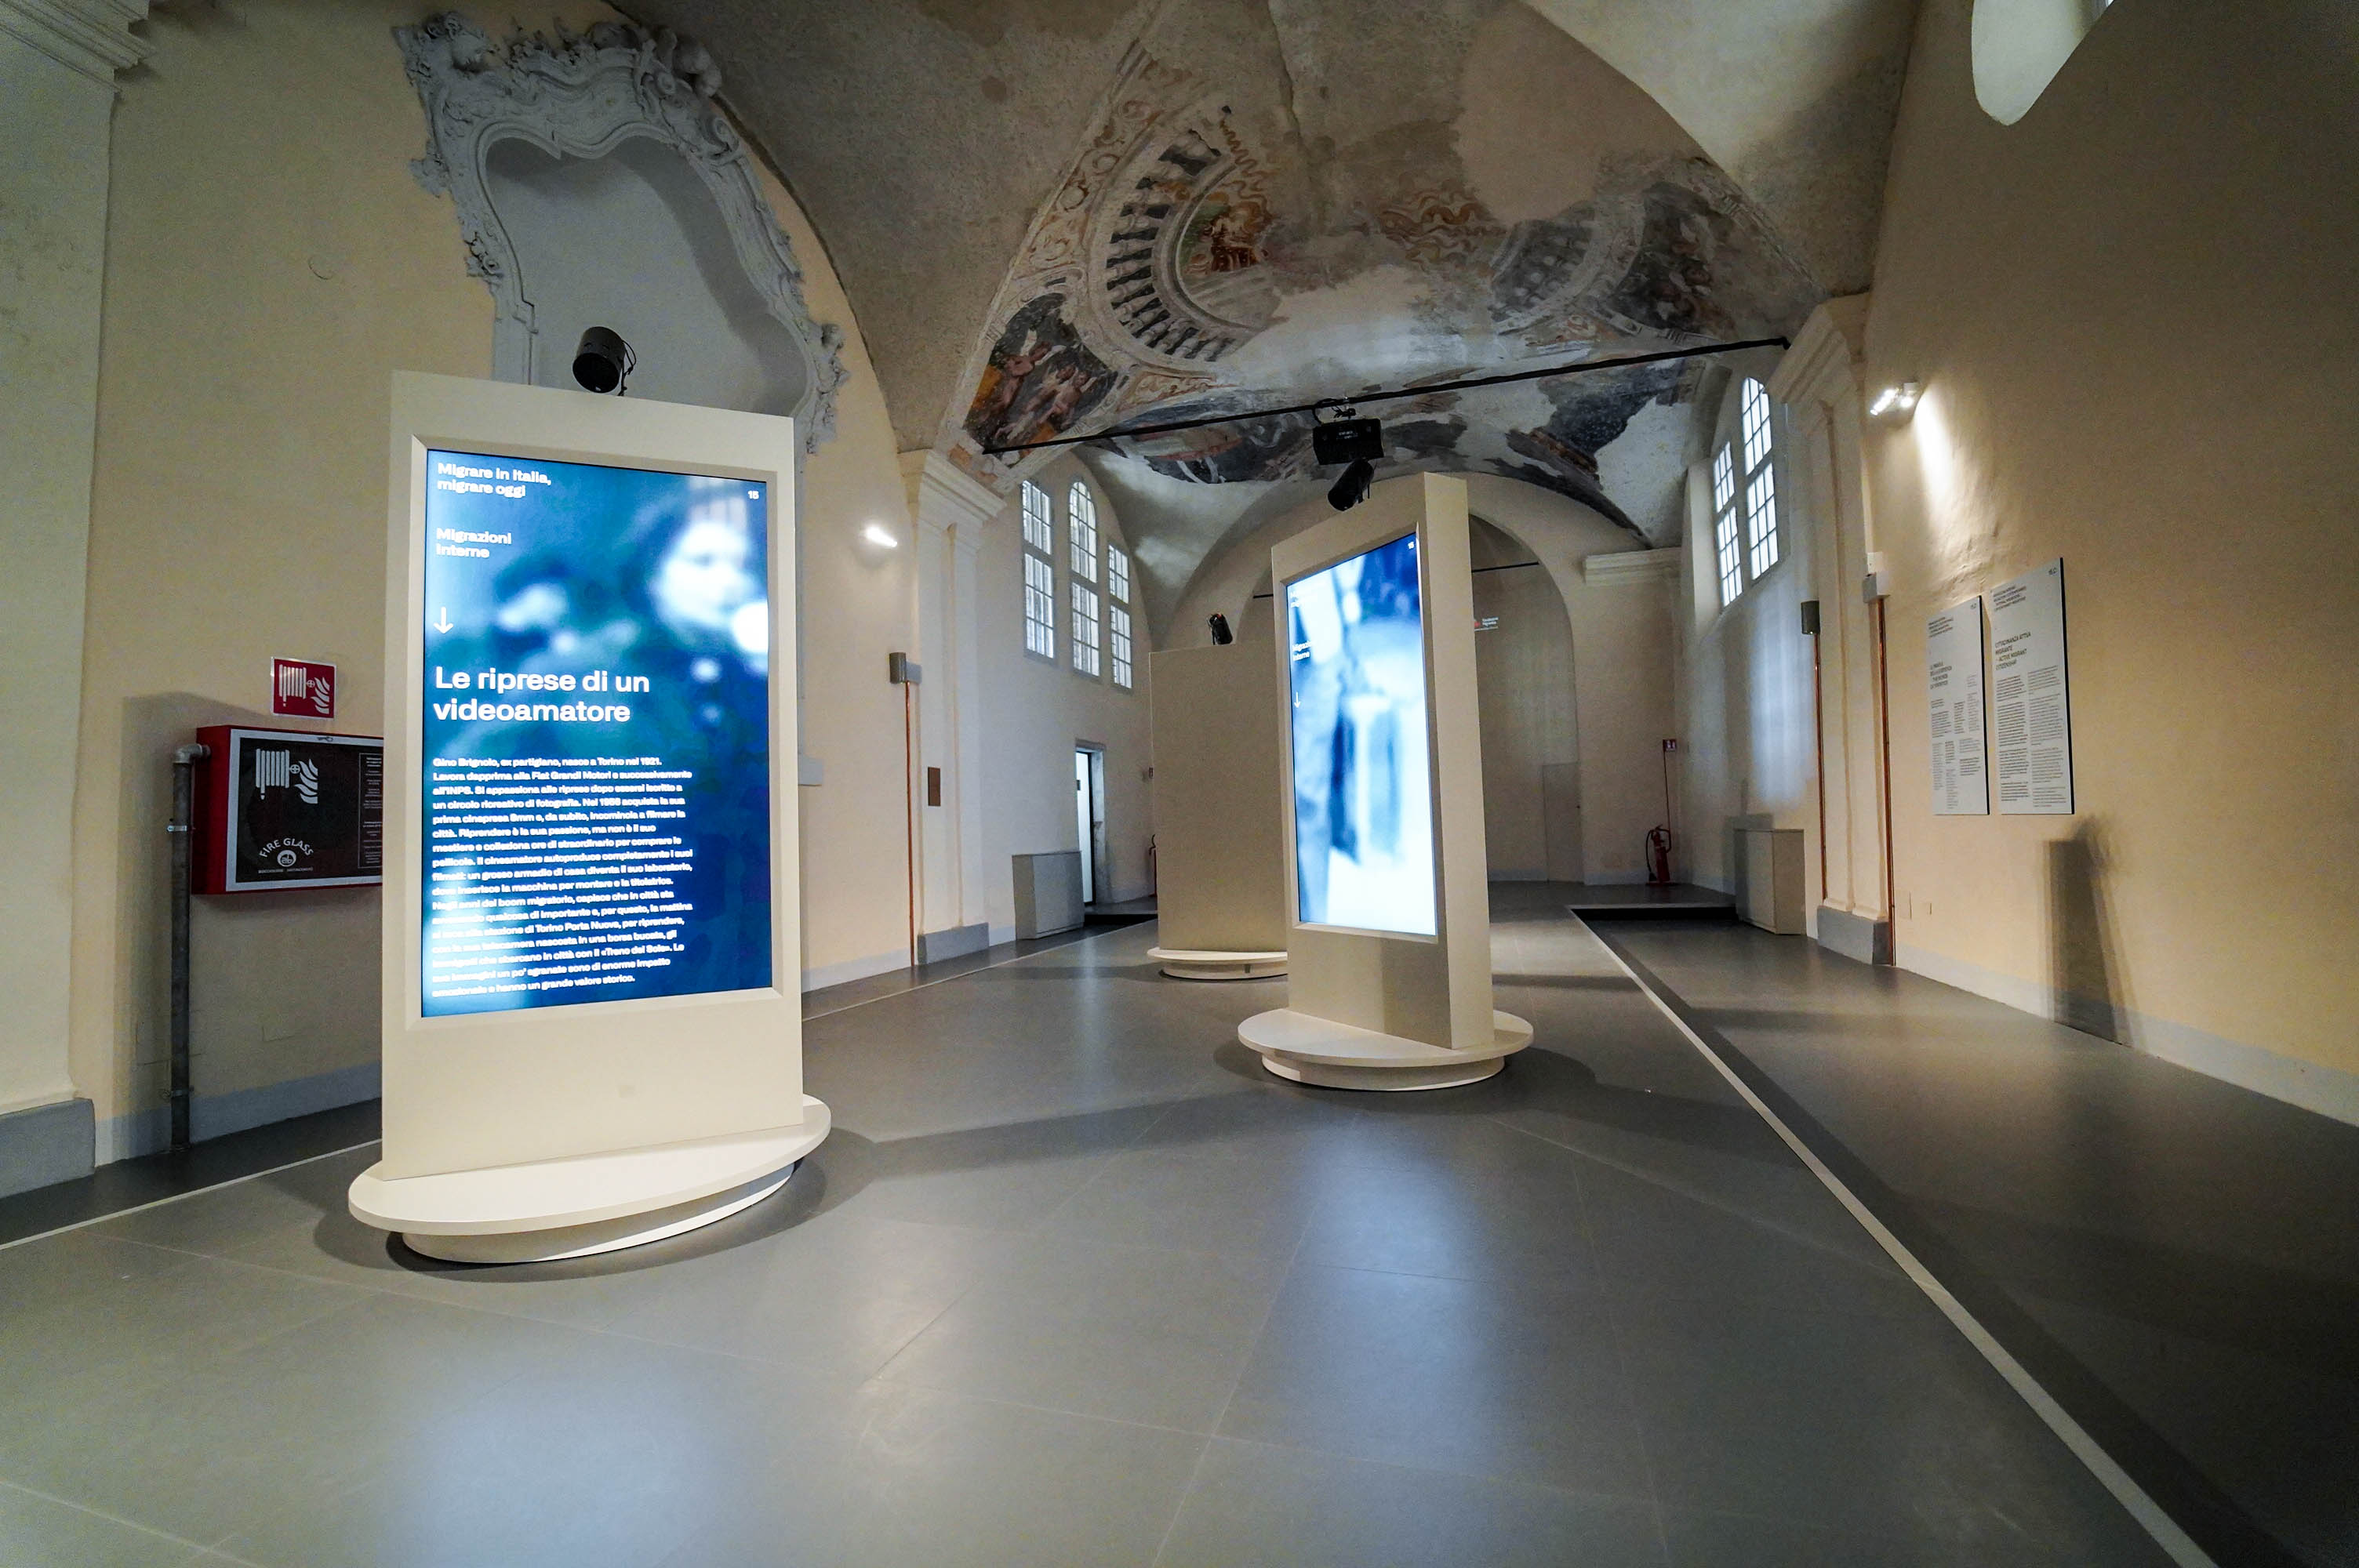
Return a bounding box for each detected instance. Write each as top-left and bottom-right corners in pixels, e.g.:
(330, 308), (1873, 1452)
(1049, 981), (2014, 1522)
(271, 659), (336, 720)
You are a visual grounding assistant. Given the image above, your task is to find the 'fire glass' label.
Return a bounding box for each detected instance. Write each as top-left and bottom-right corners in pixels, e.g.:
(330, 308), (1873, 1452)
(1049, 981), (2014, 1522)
(420, 449), (773, 1017)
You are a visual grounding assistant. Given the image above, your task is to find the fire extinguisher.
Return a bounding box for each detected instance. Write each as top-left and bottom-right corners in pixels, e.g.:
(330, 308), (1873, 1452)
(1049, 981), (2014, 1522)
(1646, 738), (1677, 884)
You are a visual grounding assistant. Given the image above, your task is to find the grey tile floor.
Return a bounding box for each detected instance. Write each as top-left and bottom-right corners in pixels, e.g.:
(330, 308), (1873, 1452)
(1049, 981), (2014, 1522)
(0, 916), (2169, 1566)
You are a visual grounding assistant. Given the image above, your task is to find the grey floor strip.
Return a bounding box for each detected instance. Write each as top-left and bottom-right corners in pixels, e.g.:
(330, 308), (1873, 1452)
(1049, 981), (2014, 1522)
(1583, 921), (2219, 1568)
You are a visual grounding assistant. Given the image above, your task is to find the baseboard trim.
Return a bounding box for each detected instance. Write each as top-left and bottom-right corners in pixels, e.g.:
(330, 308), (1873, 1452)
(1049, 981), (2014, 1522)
(95, 1061), (380, 1166)
(0, 1098), (96, 1198)
(1815, 905), (1892, 966)
(799, 946), (908, 993)
(1896, 942), (2359, 1131)
(916, 922), (990, 965)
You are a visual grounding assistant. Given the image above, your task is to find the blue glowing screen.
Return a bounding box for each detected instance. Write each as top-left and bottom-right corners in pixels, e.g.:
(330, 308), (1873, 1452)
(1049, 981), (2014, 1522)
(1285, 532), (1437, 936)
(420, 449), (772, 1016)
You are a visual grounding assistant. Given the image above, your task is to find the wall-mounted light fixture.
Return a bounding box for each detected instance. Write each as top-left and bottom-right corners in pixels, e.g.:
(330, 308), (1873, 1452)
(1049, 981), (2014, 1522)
(572, 326), (634, 395)
(1312, 402), (1383, 512)
(1868, 380), (1921, 420)
(861, 523), (900, 550)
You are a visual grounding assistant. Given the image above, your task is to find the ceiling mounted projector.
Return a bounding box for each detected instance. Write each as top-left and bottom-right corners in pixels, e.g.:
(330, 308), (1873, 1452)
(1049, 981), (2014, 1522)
(572, 326), (634, 395)
(1314, 412), (1382, 512)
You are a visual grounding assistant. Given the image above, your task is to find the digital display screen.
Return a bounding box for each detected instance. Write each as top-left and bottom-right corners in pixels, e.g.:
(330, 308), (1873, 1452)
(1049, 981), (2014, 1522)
(1285, 532), (1436, 935)
(420, 449), (772, 1017)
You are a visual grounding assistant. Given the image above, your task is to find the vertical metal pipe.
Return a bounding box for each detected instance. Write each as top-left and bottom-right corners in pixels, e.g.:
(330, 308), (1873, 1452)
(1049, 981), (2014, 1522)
(169, 742), (208, 1155)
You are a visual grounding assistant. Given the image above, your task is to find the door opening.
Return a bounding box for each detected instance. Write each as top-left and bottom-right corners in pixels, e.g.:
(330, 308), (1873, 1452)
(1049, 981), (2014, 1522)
(1074, 746), (1105, 904)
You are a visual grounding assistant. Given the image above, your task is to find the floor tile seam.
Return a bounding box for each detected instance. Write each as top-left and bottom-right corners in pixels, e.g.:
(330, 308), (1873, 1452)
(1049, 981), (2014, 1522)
(1143, 1428), (1219, 1568)
(801, 924), (1136, 1021)
(1192, 1430), (1666, 1512)
(1584, 924), (2219, 1568)
(0, 1139), (383, 1257)
(1285, 1250), (1610, 1305)
(1486, 1112), (1903, 1277)
(858, 1373), (1220, 1443)
(0, 1472), (236, 1559)
(1197, 1182), (1317, 1451)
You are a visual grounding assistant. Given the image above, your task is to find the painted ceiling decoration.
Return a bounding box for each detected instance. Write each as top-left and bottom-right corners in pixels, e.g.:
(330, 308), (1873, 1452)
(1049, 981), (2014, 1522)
(925, 9), (1822, 620)
(604, 0), (1906, 626)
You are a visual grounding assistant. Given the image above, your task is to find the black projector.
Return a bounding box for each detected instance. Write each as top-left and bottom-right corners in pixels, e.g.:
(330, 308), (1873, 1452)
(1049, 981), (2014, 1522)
(1311, 417), (1383, 465)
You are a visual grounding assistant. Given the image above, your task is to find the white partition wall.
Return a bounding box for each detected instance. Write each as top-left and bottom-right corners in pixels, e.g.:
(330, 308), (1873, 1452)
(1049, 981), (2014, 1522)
(351, 372), (826, 1261)
(1238, 474), (1530, 1090)
(1147, 641), (1289, 979)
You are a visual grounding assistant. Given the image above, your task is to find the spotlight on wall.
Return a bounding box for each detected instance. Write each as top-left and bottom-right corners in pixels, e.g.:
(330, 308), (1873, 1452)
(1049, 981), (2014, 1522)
(572, 327), (634, 395)
(861, 523), (900, 550)
(1868, 379), (1921, 420)
(1312, 405), (1383, 511)
(1208, 612), (1234, 645)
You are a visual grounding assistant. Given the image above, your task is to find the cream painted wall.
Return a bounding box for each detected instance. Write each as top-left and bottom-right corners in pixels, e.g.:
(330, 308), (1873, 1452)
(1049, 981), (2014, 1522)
(69, 0), (917, 1156)
(1170, 474), (1676, 886)
(976, 455), (1156, 936)
(1856, 0), (2359, 1091)
(1470, 522), (1577, 881)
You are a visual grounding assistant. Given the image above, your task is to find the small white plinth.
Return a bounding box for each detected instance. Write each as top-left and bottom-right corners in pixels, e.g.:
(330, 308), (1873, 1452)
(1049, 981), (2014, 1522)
(349, 1096), (831, 1265)
(1237, 1010), (1532, 1091)
(1148, 946), (1288, 981)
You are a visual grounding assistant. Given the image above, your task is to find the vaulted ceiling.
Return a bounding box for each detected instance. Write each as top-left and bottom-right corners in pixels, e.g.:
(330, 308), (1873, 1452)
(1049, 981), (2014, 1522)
(626, 0), (1919, 629)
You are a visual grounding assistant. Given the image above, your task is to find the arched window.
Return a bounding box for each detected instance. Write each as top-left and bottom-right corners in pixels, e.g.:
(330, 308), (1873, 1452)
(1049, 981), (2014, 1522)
(1067, 481), (1099, 582)
(1019, 480), (1055, 661)
(1107, 543), (1134, 691)
(1972, 0), (2113, 125)
(1711, 379), (1780, 610)
(1740, 379), (1779, 579)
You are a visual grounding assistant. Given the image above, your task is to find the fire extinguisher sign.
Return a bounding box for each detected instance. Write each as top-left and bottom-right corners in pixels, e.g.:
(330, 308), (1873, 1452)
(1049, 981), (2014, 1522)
(272, 659), (336, 720)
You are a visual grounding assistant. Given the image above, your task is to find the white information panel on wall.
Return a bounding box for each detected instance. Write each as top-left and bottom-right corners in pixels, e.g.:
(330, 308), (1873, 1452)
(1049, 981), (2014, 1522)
(1989, 559), (2074, 815)
(1926, 597), (1989, 815)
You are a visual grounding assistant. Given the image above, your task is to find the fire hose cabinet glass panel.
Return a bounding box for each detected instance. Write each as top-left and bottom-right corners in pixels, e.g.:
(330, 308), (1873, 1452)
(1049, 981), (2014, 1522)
(193, 727), (384, 895)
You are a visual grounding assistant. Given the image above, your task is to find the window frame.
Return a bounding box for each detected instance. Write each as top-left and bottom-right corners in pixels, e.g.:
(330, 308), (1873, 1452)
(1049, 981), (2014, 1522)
(1070, 578), (1103, 678)
(1067, 481), (1099, 583)
(1109, 603), (1134, 691)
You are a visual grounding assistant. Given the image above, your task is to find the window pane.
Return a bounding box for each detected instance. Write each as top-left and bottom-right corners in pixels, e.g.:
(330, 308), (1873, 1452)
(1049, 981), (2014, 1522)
(1740, 379), (1772, 474)
(1070, 580), (1101, 677)
(1110, 604), (1133, 690)
(1068, 481), (1099, 582)
(1020, 481), (1052, 555)
(1747, 466), (1779, 578)
(1107, 545), (1130, 604)
(1023, 551), (1056, 659)
(1715, 506), (1744, 608)
(1711, 445), (1736, 512)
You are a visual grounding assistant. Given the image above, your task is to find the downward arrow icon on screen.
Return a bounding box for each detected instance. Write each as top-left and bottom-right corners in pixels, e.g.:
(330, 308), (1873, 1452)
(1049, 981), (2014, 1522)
(432, 608), (453, 633)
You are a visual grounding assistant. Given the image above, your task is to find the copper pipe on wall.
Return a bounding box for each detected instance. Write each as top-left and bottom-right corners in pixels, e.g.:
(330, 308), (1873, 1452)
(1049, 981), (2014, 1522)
(1872, 595), (1896, 937)
(1810, 622), (1829, 899)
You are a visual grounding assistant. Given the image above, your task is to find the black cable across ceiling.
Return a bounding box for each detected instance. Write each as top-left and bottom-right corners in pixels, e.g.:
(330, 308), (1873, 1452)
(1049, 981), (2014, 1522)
(976, 336), (1790, 457)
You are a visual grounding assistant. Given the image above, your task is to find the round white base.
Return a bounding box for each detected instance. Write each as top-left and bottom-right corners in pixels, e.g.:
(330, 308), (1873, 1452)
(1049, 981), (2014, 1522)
(1147, 946), (1288, 981)
(349, 1096), (830, 1265)
(1236, 1010), (1532, 1092)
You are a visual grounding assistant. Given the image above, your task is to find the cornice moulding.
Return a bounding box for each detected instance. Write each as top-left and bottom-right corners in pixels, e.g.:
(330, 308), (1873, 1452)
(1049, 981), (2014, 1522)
(1583, 546), (1681, 585)
(1770, 292), (1870, 410)
(901, 450), (1002, 535)
(0, 0), (151, 85)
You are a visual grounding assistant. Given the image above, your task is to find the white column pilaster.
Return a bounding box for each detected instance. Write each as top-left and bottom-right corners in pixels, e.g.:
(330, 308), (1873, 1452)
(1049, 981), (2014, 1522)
(899, 452), (1001, 953)
(0, 2), (149, 1126)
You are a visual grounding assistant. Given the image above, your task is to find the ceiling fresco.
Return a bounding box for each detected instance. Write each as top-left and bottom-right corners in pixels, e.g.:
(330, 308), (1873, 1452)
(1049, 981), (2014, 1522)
(618, 0), (1906, 631)
(924, 7), (1823, 621)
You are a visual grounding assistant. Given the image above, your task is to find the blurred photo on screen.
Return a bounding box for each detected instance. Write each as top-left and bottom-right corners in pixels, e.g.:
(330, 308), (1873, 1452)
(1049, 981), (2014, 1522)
(1285, 532), (1437, 935)
(420, 450), (773, 1017)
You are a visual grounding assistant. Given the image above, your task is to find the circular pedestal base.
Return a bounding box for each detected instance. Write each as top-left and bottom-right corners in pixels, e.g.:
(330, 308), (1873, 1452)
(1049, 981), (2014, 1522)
(351, 1097), (831, 1265)
(1148, 947), (1288, 981)
(1237, 1010), (1532, 1093)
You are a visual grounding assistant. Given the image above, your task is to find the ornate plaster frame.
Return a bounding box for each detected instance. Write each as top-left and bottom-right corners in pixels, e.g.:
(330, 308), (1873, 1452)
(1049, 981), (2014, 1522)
(396, 13), (844, 452)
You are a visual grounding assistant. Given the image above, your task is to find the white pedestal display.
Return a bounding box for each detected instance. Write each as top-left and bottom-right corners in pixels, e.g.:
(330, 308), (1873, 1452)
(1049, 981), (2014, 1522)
(353, 1099), (832, 1262)
(1147, 947), (1288, 980)
(1148, 641), (1290, 979)
(356, 374), (827, 1261)
(1243, 474), (1525, 1090)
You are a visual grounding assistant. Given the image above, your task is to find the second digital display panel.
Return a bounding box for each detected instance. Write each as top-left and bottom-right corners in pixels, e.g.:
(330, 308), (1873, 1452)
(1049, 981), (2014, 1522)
(420, 449), (773, 1017)
(1285, 532), (1437, 937)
